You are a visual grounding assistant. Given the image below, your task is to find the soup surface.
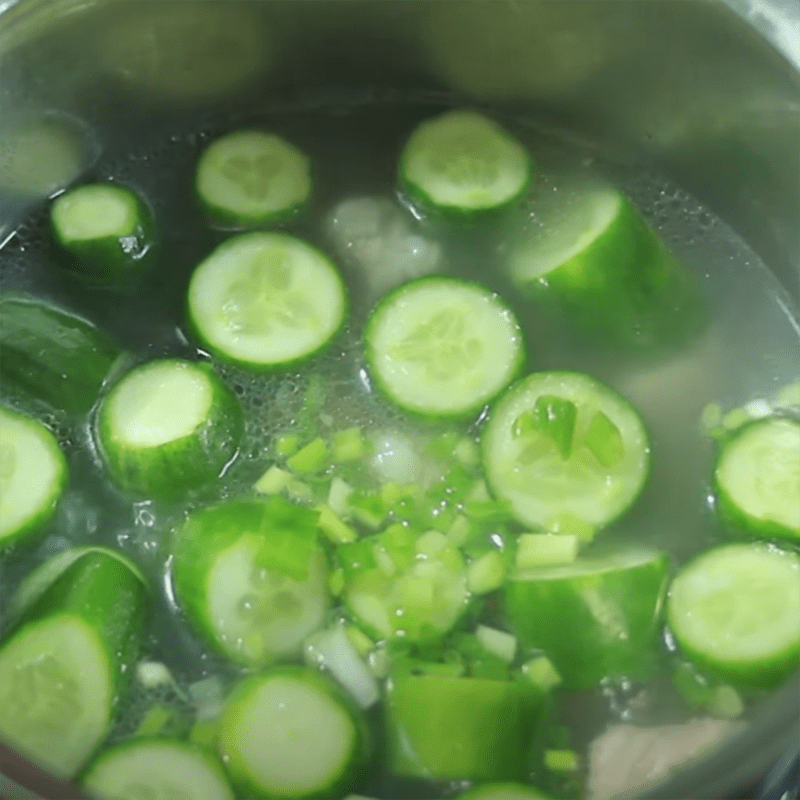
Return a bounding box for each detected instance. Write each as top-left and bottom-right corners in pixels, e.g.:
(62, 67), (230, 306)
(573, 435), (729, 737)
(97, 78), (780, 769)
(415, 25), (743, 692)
(1, 100), (799, 800)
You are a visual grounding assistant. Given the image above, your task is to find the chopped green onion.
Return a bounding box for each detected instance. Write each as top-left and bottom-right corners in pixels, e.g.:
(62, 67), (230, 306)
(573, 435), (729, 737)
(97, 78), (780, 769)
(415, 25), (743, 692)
(318, 505), (358, 544)
(276, 433), (300, 456)
(288, 437), (329, 473)
(544, 749), (580, 773)
(134, 704), (176, 738)
(254, 464), (292, 495)
(328, 476), (354, 516)
(189, 719), (220, 748)
(521, 655), (562, 690)
(515, 533), (579, 569)
(466, 550), (504, 594)
(346, 625), (375, 658)
(708, 685), (744, 719)
(475, 625), (517, 663)
(446, 514), (471, 546)
(328, 567), (346, 597)
(332, 426), (370, 463)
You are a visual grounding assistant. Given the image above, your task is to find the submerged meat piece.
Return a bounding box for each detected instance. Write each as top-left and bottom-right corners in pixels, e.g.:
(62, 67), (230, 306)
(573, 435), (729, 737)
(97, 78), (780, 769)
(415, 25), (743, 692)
(587, 717), (747, 800)
(326, 196), (442, 300)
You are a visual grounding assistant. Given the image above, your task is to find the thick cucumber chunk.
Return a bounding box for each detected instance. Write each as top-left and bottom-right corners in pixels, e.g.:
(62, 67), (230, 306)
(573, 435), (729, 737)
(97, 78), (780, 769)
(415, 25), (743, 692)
(50, 182), (154, 282)
(508, 173), (702, 349)
(365, 277), (524, 417)
(196, 129), (312, 228)
(83, 739), (234, 800)
(0, 550), (148, 777)
(339, 527), (470, 643)
(385, 672), (542, 781)
(172, 498), (329, 667)
(504, 550), (670, 689)
(96, 358), (243, 500)
(667, 543), (800, 688)
(187, 232), (347, 368)
(0, 406), (67, 550)
(0, 292), (123, 414)
(714, 417), (800, 541)
(218, 666), (368, 799)
(483, 371), (650, 532)
(399, 109), (532, 216)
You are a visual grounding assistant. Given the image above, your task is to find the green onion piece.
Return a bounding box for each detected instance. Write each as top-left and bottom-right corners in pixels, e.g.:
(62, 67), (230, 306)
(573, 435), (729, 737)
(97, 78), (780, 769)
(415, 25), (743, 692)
(544, 749), (580, 773)
(515, 533), (579, 569)
(466, 550), (504, 594)
(288, 436), (329, 473)
(318, 505), (358, 544)
(521, 655), (562, 690)
(254, 464), (292, 495)
(276, 434), (300, 457)
(475, 625), (517, 662)
(332, 426), (370, 463)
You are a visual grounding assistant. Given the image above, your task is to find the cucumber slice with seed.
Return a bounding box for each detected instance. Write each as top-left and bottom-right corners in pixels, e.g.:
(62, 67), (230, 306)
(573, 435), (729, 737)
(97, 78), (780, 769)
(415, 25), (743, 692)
(365, 276), (524, 417)
(400, 109), (532, 216)
(96, 358), (244, 501)
(504, 549), (670, 689)
(714, 417), (800, 541)
(667, 542), (800, 688)
(187, 232), (347, 369)
(218, 666), (368, 800)
(83, 738), (234, 800)
(0, 550), (147, 777)
(196, 130), (312, 228)
(483, 371), (650, 532)
(172, 498), (329, 667)
(0, 406), (67, 550)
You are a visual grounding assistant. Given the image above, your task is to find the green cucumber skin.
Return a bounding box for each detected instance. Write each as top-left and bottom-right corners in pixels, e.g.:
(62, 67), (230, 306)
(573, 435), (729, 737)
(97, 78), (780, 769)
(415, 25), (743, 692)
(0, 292), (124, 414)
(218, 666), (370, 800)
(6, 549), (148, 705)
(0, 406), (68, 553)
(519, 198), (704, 351)
(96, 360), (244, 501)
(81, 737), (234, 800)
(186, 235), (349, 372)
(503, 554), (670, 689)
(364, 275), (527, 421)
(51, 189), (156, 284)
(172, 498), (327, 665)
(666, 545), (800, 689)
(713, 418), (800, 543)
(385, 672), (543, 782)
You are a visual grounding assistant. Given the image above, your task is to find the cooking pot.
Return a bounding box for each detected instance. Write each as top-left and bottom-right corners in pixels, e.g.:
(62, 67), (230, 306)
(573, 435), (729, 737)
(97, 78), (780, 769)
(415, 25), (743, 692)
(0, 1), (798, 799)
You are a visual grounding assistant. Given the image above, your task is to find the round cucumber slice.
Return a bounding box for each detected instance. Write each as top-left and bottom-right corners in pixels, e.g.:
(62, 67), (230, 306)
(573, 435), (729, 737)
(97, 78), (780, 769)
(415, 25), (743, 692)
(504, 549), (670, 689)
(482, 371), (650, 532)
(666, 542), (800, 688)
(172, 498), (329, 667)
(385, 672), (542, 782)
(96, 358), (244, 501)
(0, 405), (67, 550)
(218, 666), (367, 800)
(83, 738), (234, 800)
(455, 784), (553, 800)
(364, 276), (525, 418)
(187, 232), (347, 369)
(399, 109), (533, 216)
(196, 129), (312, 228)
(714, 417), (800, 541)
(0, 614), (113, 778)
(508, 173), (701, 349)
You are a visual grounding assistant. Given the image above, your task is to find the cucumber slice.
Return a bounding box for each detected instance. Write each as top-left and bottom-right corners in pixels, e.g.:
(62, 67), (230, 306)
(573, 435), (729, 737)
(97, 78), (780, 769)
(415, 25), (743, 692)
(455, 784), (553, 800)
(504, 549), (670, 689)
(187, 232), (347, 369)
(508, 173), (701, 349)
(0, 406), (67, 550)
(365, 277), (524, 417)
(0, 292), (123, 414)
(96, 358), (244, 501)
(399, 109), (532, 216)
(483, 371), (650, 532)
(83, 739), (234, 800)
(385, 671), (542, 781)
(0, 550), (148, 777)
(339, 527), (470, 643)
(172, 498), (329, 667)
(50, 182), (154, 282)
(714, 417), (800, 541)
(218, 666), (368, 800)
(196, 129), (312, 228)
(666, 542), (800, 688)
